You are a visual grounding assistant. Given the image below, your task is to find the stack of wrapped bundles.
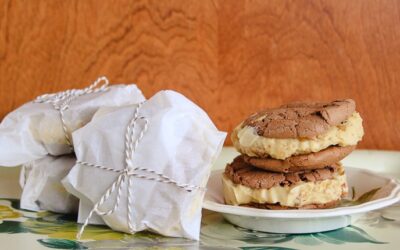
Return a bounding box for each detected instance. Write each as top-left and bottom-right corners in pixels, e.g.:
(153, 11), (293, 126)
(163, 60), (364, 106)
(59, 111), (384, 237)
(0, 77), (226, 240)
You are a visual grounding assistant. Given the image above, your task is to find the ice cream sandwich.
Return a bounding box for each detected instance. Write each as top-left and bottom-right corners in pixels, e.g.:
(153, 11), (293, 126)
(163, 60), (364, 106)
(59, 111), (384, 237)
(223, 99), (364, 209)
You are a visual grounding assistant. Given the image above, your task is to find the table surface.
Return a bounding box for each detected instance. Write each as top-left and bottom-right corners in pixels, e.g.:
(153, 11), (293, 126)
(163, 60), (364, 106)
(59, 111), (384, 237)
(1, 147), (400, 250)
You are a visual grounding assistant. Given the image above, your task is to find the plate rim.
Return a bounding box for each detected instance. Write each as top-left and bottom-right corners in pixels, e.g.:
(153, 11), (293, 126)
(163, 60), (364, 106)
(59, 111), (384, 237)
(203, 167), (400, 218)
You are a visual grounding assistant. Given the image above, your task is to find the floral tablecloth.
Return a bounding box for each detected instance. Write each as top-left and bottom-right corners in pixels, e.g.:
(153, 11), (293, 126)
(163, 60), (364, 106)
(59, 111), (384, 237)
(1, 148), (400, 250)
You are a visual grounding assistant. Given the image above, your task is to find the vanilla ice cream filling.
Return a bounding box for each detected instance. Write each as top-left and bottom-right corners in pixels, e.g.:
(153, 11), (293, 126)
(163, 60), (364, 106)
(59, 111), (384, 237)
(232, 112), (363, 160)
(223, 172), (348, 207)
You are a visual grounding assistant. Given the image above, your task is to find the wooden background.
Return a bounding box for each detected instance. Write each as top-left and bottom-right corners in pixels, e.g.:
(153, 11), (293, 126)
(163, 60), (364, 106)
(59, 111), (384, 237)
(1, 0), (400, 149)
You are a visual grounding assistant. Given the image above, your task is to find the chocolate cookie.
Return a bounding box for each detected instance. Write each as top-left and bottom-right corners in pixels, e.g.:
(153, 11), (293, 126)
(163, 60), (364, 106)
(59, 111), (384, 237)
(225, 156), (341, 189)
(242, 99), (355, 139)
(243, 145), (355, 173)
(242, 199), (341, 210)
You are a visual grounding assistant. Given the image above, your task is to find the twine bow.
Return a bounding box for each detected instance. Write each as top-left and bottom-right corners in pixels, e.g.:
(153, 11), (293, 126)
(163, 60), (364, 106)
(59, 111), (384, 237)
(76, 103), (201, 239)
(34, 76), (110, 149)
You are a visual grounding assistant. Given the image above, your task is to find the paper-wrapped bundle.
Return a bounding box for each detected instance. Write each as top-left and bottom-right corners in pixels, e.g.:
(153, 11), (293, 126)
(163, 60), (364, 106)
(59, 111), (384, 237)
(64, 90), (226, 240)
(0, 77), (145, 166)
(19, 155), (78, 213)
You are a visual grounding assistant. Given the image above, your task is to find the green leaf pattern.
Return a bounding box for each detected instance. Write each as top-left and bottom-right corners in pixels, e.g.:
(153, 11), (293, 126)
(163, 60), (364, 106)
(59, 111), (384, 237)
(0, 198), (399, 249)
(37, 239), (87, 249)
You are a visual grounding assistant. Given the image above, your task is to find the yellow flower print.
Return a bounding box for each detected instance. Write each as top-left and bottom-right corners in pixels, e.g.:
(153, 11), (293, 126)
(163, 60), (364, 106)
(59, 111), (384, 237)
(0, 205), (22, 220)
(23, 214), (128, 241)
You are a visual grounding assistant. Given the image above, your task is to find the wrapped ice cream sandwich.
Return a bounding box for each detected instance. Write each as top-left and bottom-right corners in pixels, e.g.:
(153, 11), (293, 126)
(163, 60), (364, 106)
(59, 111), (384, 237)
(0, 77), (145, 166)
(224, 99), (364, 209)
(63, 90), (226, 240)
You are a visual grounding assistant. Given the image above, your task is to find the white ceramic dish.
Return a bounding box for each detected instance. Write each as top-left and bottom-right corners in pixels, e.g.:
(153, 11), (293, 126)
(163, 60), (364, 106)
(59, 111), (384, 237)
(203, 167), (400, 234)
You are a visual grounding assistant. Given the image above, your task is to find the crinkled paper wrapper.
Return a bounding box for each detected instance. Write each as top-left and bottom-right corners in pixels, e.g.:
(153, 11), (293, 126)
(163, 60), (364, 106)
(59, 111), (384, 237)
(20, 155), (78, 214)
(0, 84), (145, 166)
(64, 90), (226, 240)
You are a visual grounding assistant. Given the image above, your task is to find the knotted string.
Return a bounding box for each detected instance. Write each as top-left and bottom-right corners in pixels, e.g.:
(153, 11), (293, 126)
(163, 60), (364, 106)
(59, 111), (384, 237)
(34, 76), (110, 149)
(76, 103), (201, 239)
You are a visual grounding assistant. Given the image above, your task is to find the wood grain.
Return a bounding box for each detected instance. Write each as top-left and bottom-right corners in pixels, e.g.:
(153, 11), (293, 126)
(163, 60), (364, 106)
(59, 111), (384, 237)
(1, 0), (400, 150)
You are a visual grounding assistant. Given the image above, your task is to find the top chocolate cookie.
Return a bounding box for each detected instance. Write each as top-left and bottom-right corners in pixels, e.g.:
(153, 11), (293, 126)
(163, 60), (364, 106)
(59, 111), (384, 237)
(242, 99), (356, 139)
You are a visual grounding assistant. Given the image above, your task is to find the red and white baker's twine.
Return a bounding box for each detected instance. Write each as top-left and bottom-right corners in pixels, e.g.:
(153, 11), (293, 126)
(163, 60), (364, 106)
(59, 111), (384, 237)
(34, 76), (110, 149)
(75, 103), (202, 240)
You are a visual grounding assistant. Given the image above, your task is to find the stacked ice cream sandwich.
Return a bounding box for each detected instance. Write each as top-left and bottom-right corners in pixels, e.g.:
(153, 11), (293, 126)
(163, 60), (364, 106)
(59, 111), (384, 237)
(223, 99), (364, 209)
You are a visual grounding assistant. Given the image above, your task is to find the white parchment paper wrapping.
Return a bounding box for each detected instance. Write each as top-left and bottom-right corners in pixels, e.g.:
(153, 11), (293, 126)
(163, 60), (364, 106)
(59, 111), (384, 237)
(20, 155), (78, 213)
(77, 200), (105, 225)
(64, 90), (226, 240)
(0, 83), (145, 166)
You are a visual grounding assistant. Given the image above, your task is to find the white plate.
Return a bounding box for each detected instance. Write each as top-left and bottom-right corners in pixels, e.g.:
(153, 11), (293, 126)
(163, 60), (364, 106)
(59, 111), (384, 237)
(203, 167), (400, 234)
